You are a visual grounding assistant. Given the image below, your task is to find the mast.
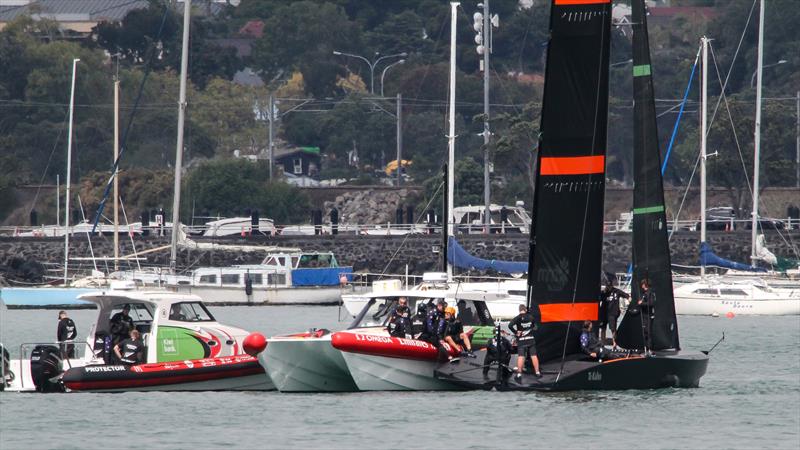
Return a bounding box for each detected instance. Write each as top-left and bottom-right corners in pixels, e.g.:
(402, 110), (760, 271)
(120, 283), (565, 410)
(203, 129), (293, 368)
(616, 0), (679, 352)
(113, 76), (120, 272)
(750, 0), (765, 266)
(446, 1), (459, 280)
(525, 0), (612, 362)
(63, 58), (80, 284)
(482, 0), (491, 233)
(700, 36), (709, 278)
(169, 0), (191, 273)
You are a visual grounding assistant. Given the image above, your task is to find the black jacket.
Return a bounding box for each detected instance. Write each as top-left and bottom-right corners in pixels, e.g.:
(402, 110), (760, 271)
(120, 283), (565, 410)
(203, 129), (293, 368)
(509, 312), (536, 341)
(600, 287), (629, 317)
(57, 318), (77, 341)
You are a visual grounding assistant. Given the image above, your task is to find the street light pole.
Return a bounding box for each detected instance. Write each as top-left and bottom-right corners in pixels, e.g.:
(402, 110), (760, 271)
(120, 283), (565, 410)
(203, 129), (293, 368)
(380, 59), (405, 97)
(396, 93), (403, 187)
(750, 59), (786, 88)
(333, 50), (407, 94)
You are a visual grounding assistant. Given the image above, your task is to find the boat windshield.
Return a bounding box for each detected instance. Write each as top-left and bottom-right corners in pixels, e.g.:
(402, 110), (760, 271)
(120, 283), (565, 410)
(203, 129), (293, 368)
(168, 302), (215, 322)
(297, 253), (337, 268)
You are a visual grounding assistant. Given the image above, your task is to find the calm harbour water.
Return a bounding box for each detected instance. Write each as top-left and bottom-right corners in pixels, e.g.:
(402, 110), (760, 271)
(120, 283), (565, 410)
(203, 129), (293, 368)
(1, 304), (798, 449)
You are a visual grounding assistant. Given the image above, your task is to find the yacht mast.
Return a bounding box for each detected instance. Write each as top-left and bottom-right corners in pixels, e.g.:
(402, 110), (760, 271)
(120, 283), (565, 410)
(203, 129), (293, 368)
(750, 0), (765, 266)
(446, 1), (459, 280)
(63, 58), (80, 283)
(169, 0), (191, 273)
(113, 75), (120, 272)
(700, 37), (708, 278)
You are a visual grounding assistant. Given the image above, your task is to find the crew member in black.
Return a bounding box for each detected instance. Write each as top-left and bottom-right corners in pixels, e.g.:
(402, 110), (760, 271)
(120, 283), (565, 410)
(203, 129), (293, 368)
(580, 321), (627, 361)
(443, 307), (475, 359)
(57, 310), (78, 358)
(599, 278), (630, 348)
(637, 278), (656, 353)
(508, 304), (541, 379)
(387, 305), (412, 338)
(114, 329), (144, 365)
(419, 299), (447, 349)
(110, 304), (135, 346)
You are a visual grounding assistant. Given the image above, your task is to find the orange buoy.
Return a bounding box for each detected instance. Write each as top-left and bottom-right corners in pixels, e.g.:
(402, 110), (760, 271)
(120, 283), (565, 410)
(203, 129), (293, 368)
(725, 312), (735, 318)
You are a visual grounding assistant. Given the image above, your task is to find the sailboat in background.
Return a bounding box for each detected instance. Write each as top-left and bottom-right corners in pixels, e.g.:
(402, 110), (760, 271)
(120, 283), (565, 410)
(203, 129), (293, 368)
(672, 1), (800, 315)
(437, 0), (708, 390)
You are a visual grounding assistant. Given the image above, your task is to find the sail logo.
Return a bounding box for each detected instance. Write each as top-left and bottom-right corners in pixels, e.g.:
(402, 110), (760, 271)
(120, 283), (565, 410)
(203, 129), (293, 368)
(537, 257), (570, 291)
(588, 371), (602, 382)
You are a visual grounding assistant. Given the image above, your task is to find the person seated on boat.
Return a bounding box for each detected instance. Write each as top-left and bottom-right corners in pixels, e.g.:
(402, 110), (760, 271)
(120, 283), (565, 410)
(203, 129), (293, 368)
(419, 299), (447, 348)
(169, 304), (188, 322)
(443, 307), (475, 358)
(389, 297), (409, 317)
(580, 321), (627, 361)
(387, 305), (412, 338)
(114, 329), (144, 365)
(110, 304), (135, 346)
(637, 278), (657, 353)
(57, 310), (78, 359)
(599, 278), (630, 349)
(509, 304), (541, 379)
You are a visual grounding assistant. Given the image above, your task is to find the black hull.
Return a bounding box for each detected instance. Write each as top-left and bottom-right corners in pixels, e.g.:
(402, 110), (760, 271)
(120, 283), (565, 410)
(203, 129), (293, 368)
(434, 349), (709, 391)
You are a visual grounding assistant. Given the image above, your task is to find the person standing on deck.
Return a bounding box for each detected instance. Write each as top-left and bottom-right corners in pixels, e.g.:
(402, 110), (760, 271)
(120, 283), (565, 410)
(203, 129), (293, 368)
(637, 278), (656, 354)
(508, 304), (541, 379)
(599, 278), (630, 349)
(57, 310), (77, 358)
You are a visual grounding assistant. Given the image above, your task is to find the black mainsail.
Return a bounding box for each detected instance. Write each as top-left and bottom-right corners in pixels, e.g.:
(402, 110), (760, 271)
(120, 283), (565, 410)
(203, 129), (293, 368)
(526, 0), (612, 362)
(616, 0), (680, 351)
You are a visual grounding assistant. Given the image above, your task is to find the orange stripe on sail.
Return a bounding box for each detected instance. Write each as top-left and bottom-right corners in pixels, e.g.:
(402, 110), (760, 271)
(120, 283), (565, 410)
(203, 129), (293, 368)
(539, 155), (605, 176)
(554, 0), (611, 5)
(539, 303), (598, 323)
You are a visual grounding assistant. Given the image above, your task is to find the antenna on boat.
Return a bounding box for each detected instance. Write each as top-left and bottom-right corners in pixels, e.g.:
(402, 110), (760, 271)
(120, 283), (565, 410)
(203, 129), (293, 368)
(169, 0), (192, 274)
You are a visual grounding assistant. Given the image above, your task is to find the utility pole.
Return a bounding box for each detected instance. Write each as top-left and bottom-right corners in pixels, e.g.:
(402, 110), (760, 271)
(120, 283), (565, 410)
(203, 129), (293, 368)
(396, 93), (403, 187)
(268, 93), (274, 181)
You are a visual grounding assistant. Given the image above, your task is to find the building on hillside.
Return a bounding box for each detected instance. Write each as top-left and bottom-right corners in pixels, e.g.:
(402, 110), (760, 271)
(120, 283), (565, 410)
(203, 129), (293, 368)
(274, 147), (321, 181)
(0, 0), (229, 34)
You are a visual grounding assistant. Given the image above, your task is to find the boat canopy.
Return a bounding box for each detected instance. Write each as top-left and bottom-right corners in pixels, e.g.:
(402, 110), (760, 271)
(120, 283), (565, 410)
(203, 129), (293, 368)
(699, 242), (766, 272)
(291, 267), (353, 286)
(447, 237), (527, 275)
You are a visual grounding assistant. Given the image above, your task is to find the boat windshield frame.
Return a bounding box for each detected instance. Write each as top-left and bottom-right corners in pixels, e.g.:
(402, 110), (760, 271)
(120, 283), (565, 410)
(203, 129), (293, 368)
(168, 301), (216, 322)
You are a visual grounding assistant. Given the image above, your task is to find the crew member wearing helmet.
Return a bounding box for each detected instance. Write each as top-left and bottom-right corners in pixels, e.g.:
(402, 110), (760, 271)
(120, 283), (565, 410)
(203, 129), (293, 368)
(443, 306), (475, 359)
(387, 304), (412, 338)
(508, 304), (541, 379)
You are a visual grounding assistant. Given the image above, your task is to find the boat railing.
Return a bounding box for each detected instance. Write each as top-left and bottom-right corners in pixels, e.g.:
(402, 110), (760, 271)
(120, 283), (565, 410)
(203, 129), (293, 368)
(14, 341), (93, 390)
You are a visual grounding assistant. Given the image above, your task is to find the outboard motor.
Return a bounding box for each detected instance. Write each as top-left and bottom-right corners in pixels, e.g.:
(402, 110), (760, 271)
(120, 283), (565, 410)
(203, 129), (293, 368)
(93, 331), (111, 363)
(29, 345), (64, 393)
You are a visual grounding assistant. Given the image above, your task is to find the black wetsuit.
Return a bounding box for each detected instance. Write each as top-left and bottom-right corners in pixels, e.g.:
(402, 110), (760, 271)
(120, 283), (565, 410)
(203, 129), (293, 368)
(509, 312), (537, 357)
(57, 317), (77, 358)
(419, 308), (446, 347)
(110, 312), (134, 344)
(639, 289), (656, 351)
(599, 287), (629, 333)
(445, 318), (465, 345)
(483, 333), (512, 375)
(117, 338), (144, 365)
(387, 315), (412, 338)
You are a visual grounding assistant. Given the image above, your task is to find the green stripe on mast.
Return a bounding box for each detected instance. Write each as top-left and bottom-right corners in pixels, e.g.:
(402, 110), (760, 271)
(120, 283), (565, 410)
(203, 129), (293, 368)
(633, 205), (664, 215)
(633, 64), (651, 77)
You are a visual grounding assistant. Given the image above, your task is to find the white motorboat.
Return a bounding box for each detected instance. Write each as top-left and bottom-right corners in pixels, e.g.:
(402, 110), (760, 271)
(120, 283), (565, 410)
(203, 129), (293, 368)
(1, 285), (273, 392)
(172, 251), (352, 305)
(342, 272), (526, 320)
(674, 277), (800, 315)
(333, 291), (501, 391)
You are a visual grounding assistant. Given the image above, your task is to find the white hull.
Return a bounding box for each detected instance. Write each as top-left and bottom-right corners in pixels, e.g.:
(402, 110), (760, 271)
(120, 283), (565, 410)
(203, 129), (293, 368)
(674, 296), (800, 315)
(259, 336), (357, 392)
(340, 351), (457, 391)
(175, 285), (344, 305)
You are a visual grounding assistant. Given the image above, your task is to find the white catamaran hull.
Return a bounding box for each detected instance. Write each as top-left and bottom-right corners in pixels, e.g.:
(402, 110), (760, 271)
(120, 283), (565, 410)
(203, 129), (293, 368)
(175, 285), (343, 305)
(259, 336), (357, 392)
(340, 351), (457, 391)
(674, 296), (800, 315)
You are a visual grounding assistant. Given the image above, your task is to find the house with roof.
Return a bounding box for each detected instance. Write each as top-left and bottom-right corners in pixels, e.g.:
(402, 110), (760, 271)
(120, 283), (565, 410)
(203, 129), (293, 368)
(274, 147), (321, 186)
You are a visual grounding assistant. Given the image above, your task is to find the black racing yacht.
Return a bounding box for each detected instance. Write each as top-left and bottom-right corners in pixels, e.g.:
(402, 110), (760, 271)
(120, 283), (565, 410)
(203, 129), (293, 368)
(435, 0), (709, 391)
